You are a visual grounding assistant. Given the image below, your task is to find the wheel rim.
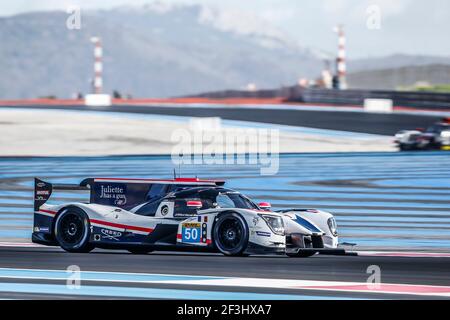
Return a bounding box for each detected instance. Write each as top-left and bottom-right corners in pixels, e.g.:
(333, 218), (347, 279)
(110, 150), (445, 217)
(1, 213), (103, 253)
(217, 217), (244, 251)
(59, 213), (85, 245)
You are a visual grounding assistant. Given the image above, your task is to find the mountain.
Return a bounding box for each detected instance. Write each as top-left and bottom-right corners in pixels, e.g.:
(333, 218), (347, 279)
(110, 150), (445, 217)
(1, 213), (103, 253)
(2, 4), (450, 99)
(0, 3), (325, 99)
(348, 54), (450, 73)
(347, 64), (450, 91)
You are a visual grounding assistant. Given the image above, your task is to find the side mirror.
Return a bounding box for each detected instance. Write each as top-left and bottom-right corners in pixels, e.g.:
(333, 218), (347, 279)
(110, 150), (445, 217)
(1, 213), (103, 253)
(186, 200), (202, 209)
(258, 202), (271, 210)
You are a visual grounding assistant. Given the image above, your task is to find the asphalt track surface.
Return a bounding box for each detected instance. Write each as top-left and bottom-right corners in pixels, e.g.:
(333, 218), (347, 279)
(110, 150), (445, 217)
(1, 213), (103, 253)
(0, 246), (449, 300)
(0, 104), (448, 299)
(0, 103), (441, 135)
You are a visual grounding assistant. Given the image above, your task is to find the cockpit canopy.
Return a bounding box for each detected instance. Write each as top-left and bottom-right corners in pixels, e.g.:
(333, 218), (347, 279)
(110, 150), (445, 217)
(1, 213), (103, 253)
(134, 187), (259, 216)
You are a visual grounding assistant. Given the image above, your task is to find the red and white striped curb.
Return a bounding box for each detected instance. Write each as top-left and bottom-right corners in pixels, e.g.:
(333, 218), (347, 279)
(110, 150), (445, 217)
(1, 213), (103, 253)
(300, 282), (450, 297)
(153, 278), (450, 298)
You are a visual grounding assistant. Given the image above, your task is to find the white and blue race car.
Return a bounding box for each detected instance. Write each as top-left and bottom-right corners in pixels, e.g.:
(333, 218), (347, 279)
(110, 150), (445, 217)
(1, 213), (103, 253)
(32, 177), (351, 257)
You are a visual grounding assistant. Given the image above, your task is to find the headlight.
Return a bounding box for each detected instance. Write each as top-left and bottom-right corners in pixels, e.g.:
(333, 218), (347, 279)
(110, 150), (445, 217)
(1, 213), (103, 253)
(258, 214), (285, 236)
(327, 217), (338, 236)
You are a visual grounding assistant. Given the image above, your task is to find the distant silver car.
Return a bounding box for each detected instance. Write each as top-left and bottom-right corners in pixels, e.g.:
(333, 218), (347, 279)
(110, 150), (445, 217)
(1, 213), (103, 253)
(395, 118), (450, 151)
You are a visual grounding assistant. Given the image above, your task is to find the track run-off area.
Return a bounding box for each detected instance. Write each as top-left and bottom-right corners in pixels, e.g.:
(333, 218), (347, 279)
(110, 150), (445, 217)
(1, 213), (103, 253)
(0, 152), (449, 299)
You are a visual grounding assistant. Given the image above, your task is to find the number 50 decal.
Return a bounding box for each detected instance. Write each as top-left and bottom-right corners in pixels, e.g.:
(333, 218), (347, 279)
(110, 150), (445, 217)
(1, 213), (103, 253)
(182, 223), (201, 243)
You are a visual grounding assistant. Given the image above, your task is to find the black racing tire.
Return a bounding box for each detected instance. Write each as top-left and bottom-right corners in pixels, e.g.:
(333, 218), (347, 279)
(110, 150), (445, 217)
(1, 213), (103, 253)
(286, 251), (317, 258)
(54, 207), (94, 253)
(213, 212), (249, 256)
(128, 248), (154, 255)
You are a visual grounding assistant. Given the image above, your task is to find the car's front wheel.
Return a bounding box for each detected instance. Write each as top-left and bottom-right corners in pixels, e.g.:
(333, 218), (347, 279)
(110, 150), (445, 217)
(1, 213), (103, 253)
(54, 207), (94, 253)
(213, 212), (249, 256)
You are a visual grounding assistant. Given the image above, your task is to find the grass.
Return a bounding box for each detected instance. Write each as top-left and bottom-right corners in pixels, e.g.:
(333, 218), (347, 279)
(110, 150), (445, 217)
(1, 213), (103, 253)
(414, 84), (450, 93)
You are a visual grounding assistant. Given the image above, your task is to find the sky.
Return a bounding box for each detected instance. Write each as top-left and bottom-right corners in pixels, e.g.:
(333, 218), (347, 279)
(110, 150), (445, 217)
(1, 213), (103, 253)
(1, 0), (449, 58)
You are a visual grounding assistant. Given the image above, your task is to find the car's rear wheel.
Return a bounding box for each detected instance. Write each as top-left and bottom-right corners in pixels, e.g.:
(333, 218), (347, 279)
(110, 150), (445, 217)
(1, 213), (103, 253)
(54, 207), (94, 253)
(213, 213), (249, 256)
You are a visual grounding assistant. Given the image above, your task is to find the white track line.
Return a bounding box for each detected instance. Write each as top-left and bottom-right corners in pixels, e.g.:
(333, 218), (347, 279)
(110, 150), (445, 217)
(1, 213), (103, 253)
(0, 242), (450, 258)
(0, 268), (449, 298)
(0, 242), (44, 248)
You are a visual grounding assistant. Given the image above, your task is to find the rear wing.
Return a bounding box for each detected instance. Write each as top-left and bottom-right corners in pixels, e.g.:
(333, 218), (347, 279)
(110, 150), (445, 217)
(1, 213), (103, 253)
(34, 178), (89, 211)
(34, 177), (225, 211)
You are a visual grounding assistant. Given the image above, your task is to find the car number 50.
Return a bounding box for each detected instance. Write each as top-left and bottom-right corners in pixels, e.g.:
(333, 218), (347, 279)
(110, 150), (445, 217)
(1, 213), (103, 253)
(183, 227), (200, 241)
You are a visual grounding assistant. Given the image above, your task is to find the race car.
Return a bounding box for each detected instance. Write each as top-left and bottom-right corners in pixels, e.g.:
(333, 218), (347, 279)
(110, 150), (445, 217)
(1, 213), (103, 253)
(32, 177), (350, 257)
(394, 118), (450, 151)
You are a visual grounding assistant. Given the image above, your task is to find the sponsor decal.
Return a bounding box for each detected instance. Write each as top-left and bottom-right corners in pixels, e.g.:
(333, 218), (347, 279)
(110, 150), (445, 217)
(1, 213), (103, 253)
(183, 222), (201, 228)
(100, 184), (127, 206)
(114, 194), (127, 206)
(35, 189), (51, 201)
(100, 228), (122, 241)
(253, 216), (260, 226)
(161, 205), (169, 216)
(175, 213), (195, 218)
(34, 179), (52, 211)
(256, 231), (271, 237)
(181, 222), (202, 243)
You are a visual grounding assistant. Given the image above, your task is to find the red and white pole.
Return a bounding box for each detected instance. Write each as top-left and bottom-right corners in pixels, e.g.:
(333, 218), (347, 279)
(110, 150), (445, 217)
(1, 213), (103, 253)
(90, 37), (103, 94)
(335, 25), (347, 90)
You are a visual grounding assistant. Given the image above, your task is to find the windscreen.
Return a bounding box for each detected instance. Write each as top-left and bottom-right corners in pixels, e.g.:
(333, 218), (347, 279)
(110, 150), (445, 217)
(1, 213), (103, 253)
(214, 193), (258, 209)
